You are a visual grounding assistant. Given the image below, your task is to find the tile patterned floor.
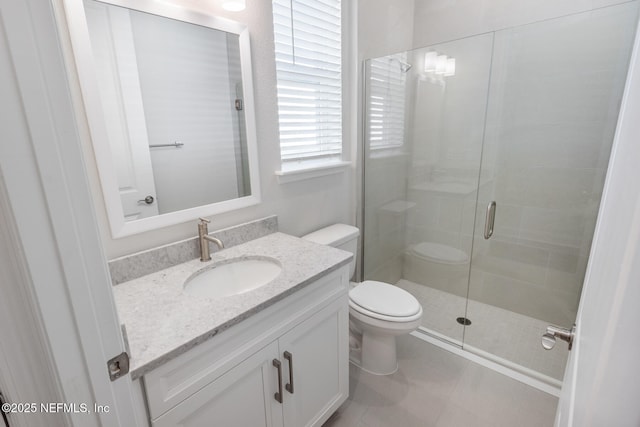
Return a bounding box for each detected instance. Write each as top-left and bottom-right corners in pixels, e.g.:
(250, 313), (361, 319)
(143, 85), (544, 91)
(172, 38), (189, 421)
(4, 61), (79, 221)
(323, 335), (558, 427)
(396, 279), (569, 381)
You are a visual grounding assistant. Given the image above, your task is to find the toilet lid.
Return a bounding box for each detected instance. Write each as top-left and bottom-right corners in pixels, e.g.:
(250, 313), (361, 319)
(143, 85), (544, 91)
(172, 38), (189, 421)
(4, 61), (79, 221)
(349, 281), (421, 317)
(410, 242), (468, 264)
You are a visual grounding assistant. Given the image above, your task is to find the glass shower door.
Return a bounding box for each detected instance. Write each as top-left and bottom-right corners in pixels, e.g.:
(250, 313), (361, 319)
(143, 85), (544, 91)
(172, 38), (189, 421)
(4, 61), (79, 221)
(464, 2), (639, 381)
(363, 33), (494, 345)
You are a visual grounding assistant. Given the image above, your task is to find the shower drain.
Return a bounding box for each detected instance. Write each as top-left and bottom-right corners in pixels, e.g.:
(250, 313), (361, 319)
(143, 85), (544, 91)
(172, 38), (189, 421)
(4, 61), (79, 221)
(456, 317), (472, 325)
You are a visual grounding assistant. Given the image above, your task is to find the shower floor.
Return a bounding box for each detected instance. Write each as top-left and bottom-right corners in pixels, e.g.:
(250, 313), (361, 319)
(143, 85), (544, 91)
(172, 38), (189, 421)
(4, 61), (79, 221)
(396, 279), (569, 382)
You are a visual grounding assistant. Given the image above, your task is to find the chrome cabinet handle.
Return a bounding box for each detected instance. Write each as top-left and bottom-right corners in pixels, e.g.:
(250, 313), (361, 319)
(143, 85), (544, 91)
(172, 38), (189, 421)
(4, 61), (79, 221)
(273, 359), (283, 403)
(137, 195), (155, 205)
(484, 201), (496, 239)
(284, 351), (294, 394)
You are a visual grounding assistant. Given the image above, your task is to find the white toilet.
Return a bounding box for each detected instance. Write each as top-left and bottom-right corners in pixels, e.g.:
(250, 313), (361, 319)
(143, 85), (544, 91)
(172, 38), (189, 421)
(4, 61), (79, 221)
(303, 224), (423, 375)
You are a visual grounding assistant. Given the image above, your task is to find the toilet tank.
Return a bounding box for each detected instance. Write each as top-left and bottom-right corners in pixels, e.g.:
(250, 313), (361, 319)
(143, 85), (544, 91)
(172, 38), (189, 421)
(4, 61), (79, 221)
(302, 224), (360, 279)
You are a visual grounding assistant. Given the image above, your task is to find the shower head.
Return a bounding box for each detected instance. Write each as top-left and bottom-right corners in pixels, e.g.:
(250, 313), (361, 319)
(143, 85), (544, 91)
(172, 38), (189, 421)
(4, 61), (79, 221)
(390, 57), (413, 73)
(399, 61), (413, 73)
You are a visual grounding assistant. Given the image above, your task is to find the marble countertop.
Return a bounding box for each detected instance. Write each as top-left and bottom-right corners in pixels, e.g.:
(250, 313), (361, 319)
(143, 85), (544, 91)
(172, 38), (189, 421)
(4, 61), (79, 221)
(112, 232), (352, 379)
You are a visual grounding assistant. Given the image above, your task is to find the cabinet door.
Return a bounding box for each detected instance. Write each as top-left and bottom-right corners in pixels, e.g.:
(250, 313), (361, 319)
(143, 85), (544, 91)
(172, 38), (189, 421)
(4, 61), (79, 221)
(152, 341), (284, 427)
(279, 298), (349, 427)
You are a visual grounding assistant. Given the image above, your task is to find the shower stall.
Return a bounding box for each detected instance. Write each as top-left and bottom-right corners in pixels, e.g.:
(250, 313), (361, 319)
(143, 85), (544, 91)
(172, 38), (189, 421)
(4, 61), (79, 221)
(361, 2), (639, 385)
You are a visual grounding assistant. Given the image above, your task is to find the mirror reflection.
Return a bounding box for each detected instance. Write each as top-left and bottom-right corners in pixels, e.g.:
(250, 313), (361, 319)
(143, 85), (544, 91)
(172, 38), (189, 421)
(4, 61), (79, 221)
(85, 0), (251, 221)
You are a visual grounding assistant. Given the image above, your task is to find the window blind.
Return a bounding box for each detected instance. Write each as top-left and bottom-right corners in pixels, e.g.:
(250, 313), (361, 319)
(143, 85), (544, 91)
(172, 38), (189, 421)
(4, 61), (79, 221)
(366, 54), (407, 151)
(273, 0), (342, 164)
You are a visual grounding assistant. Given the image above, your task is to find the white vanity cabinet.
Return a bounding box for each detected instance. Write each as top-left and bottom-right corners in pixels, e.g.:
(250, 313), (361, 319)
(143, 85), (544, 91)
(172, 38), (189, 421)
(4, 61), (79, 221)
(144, 267), (349, 427)
(279, 298), (347, 427)
(152, 341), (282, 427)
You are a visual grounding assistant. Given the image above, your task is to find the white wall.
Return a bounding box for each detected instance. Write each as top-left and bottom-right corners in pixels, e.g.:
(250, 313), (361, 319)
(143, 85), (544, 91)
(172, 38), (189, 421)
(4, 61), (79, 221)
(411, 0), (632, 48)
(358, 0), (416, 60)
(359, 0), (631, 76)
(61, 0), (354, 259)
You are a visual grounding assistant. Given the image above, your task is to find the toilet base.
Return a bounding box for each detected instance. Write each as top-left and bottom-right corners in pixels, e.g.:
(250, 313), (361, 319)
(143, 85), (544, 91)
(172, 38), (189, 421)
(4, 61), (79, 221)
(349, 353), (399, 376)
(349, 320), (405, 376)
(349, 334), (399, 375)
(360, 331), (399, 375)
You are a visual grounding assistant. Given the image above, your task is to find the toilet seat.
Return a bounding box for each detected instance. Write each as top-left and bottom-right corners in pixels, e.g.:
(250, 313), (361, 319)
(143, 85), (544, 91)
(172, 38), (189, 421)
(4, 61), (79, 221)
(349, 281), (422, 322)
(349, 300), (423, 323)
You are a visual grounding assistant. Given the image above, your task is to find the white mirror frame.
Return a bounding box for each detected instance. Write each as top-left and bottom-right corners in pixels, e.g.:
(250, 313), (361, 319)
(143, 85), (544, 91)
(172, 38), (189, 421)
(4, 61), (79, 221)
(61, 0), (261, 238)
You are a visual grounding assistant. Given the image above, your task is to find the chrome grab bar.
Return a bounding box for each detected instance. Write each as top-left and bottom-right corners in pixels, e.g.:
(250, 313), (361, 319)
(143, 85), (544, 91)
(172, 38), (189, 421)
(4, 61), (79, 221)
(484, 201), (496, 239)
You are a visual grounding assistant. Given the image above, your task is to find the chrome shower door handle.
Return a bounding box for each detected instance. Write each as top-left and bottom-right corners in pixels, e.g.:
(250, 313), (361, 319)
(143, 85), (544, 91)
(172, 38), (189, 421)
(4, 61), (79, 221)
(484, 201), (497, 239)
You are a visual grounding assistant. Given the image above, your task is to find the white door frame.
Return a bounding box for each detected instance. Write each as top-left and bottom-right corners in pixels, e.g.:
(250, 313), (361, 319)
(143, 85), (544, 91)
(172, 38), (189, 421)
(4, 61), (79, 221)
(0, 1), (139, 426)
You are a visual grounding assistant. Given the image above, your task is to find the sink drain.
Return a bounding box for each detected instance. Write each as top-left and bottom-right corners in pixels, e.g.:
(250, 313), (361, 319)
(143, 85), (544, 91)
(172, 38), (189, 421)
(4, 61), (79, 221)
(456, 317), (471, 326)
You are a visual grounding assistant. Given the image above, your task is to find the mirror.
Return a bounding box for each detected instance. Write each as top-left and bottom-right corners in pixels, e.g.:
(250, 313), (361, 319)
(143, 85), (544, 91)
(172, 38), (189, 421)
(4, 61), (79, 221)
(65, 0), (260, 238)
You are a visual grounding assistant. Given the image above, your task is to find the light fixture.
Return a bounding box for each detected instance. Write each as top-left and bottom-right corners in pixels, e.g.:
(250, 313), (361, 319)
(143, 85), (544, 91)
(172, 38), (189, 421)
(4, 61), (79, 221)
(423, 51), (456, 80)
(444, 58), (456, 77)
(435, 55), (448, 75)
(424, 51), (438, 73)
(222, 0), (245, 11)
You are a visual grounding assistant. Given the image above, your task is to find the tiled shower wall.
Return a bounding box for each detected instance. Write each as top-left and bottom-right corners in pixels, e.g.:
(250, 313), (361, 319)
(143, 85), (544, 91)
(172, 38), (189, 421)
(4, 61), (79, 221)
(469, 4), (637, 326)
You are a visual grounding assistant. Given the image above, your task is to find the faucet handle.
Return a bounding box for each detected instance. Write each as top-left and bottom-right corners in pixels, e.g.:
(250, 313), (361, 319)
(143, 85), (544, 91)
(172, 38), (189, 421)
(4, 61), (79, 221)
(199, 217), (211, 224)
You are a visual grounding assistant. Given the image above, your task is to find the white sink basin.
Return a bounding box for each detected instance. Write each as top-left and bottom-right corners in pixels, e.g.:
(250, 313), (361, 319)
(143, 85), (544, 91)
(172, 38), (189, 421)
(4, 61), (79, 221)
(184, 258), (282, 299)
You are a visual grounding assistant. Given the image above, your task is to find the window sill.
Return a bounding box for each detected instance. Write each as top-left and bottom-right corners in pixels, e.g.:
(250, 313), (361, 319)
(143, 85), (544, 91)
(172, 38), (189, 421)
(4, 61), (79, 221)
(369, 148), (410, 159)
(275, 161), (351, 184)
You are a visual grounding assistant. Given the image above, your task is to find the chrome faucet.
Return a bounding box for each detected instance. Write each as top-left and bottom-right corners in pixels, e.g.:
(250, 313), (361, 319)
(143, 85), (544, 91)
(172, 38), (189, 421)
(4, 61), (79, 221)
(198, 218), (224, 262)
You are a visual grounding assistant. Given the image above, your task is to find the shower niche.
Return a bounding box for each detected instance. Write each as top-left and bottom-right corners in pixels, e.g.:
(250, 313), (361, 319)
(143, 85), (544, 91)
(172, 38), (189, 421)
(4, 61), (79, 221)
(362, 2), (639, 385)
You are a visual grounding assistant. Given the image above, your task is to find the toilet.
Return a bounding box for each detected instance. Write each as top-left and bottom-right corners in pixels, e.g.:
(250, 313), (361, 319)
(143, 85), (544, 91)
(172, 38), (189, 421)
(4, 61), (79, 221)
(302, 224), (423, 375)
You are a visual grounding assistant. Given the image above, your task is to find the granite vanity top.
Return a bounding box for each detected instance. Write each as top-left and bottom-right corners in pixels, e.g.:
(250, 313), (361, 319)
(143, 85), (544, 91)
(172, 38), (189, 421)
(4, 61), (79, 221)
(112, 232), (352, 379)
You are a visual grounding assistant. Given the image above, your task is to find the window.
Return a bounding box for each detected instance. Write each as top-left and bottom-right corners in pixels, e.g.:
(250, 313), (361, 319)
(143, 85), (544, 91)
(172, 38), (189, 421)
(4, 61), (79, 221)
(366, 54), (408, 152)
(272, 0), (342, 169)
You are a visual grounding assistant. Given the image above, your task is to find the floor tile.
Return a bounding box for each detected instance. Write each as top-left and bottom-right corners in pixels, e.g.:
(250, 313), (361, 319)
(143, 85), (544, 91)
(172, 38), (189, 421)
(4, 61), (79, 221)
(324, 335), (558, 427)
(435, 403), (495, 427)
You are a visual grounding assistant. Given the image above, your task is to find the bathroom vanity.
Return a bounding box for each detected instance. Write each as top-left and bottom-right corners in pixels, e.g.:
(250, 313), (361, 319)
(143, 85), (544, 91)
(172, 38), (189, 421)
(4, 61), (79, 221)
(112, 231), (351, 426)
